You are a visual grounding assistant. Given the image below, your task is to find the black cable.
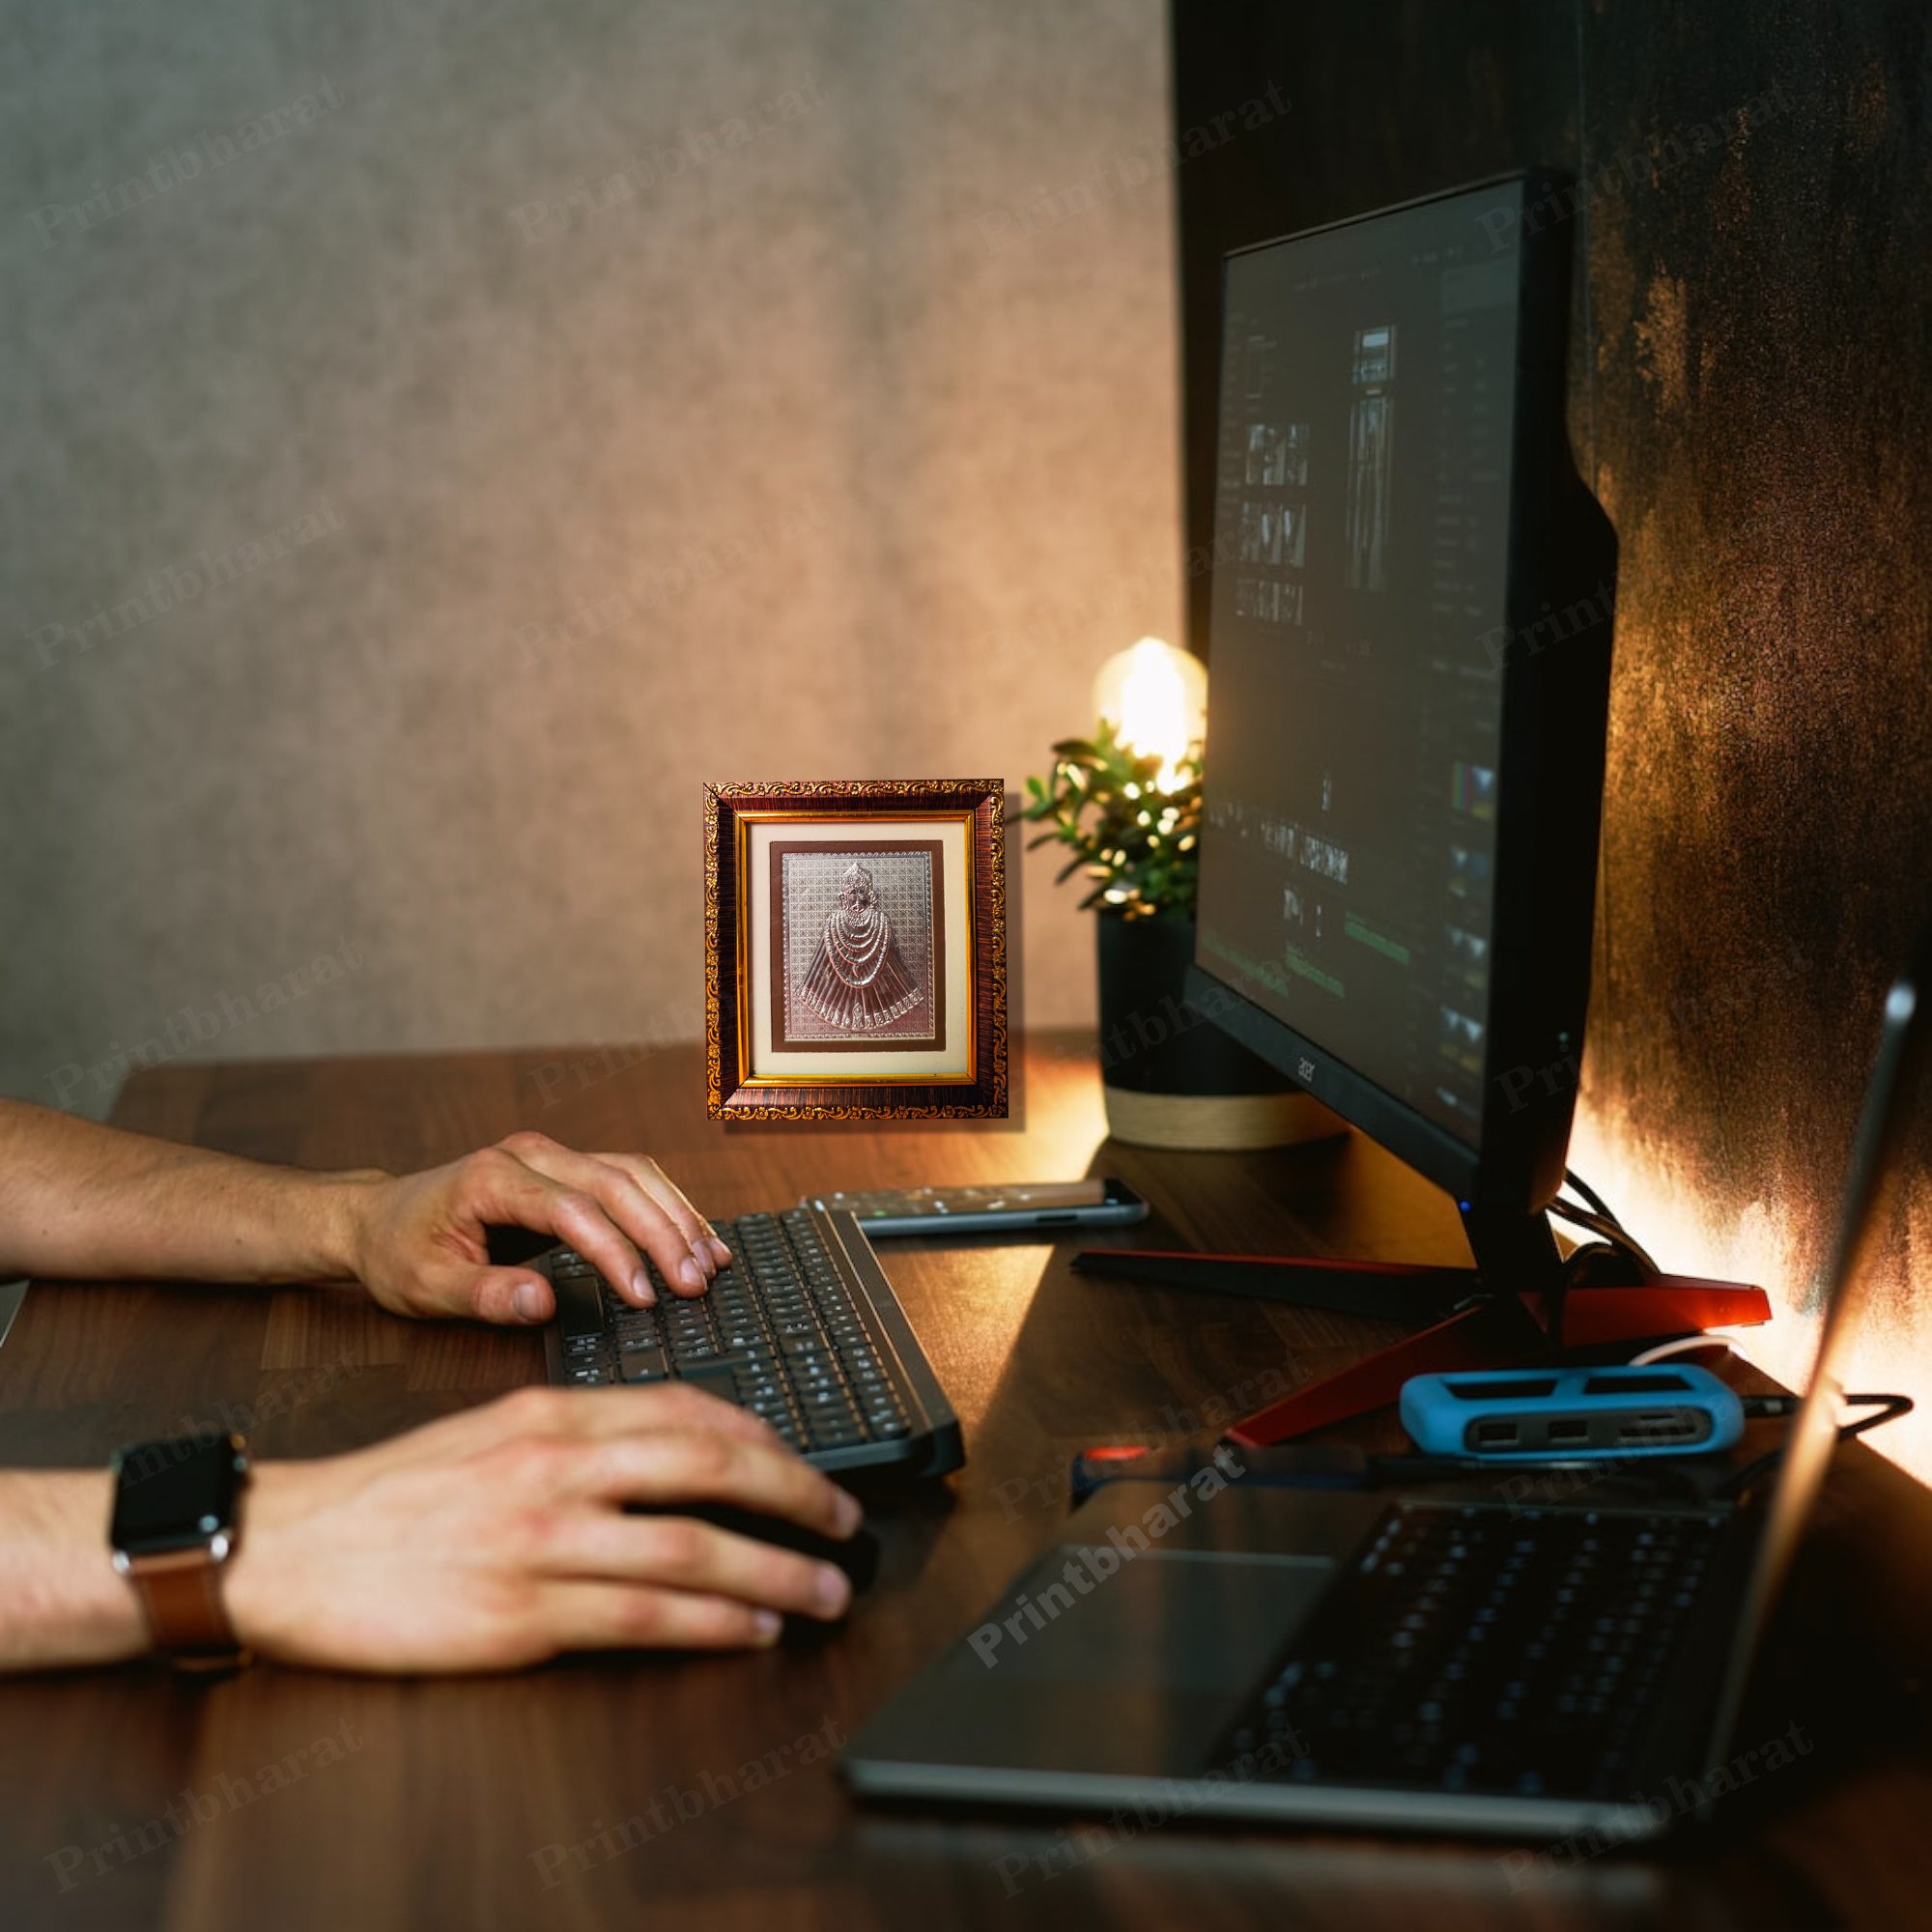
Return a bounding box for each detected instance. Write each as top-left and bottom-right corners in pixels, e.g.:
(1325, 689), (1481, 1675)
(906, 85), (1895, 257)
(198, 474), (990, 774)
(1722, 1392), (1915, 1500)
(1561, 1168), (1621, 1229)
(1548, 1199), (1661, 1279)
(1526, 1174), (1647, 1350)
(1841, 1391), (1915, 1440)
(1553, 1170), (1662, 1283)
(1718, 1447), (1785, 1502)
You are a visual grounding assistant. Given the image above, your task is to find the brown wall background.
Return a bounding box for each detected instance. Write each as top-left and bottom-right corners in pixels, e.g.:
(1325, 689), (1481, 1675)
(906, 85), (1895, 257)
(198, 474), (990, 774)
(1, 1), (1179, 1115)
(1174, 1), (1932, 1484)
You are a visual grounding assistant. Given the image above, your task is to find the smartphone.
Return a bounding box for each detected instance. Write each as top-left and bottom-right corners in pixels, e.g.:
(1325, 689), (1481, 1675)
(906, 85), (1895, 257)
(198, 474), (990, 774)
(802, 1179), (1149, 1237)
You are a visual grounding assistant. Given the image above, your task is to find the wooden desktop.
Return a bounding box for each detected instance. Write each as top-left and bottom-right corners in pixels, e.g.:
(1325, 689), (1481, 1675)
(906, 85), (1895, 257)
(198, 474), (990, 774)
(0, 1035), (1927, 1930)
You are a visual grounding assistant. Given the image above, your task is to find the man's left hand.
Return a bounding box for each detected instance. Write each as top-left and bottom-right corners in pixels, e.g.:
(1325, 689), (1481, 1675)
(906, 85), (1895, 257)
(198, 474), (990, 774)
(343, 1132), (733, 1326)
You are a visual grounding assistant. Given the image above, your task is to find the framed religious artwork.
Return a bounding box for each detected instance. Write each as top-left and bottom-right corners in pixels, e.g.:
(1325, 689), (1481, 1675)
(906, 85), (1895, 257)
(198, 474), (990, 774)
(704, 780), (1008, 1120)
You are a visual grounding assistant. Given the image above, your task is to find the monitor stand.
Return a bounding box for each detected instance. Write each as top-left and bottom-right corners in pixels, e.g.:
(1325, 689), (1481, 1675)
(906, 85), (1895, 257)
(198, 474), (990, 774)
(1069, 1204), (1772, 1446)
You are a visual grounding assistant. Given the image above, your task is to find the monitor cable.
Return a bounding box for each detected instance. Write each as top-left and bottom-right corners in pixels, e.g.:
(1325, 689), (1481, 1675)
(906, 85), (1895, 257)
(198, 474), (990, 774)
(1559, 1168), (1621, 1228)
(1549, 1169), (1661, 1284)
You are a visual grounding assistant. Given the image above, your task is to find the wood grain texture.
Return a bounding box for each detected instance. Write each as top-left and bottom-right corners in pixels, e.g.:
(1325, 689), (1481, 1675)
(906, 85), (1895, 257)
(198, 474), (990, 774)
(0, 1036), (1926, 1930)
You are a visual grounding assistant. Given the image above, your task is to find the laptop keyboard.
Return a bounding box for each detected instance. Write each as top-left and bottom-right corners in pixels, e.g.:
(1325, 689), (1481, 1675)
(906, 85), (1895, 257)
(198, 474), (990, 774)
(1223, 1502), (1728, 1800)
(546, 1209), (943, 1465)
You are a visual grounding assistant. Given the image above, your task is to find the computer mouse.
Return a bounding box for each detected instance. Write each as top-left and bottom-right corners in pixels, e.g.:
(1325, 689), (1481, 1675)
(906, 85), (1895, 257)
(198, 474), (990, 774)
(629, 1501), (880, 1601)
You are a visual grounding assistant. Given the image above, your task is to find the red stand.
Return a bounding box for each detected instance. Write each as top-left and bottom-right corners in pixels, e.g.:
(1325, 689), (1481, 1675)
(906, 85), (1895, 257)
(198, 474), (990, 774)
(1227, 1275), (1770, 1445)
(1070, 1249), (1772, 1447)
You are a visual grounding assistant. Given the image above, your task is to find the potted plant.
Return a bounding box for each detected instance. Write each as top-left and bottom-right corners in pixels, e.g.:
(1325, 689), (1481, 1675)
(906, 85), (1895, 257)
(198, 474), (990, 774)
(1022, 639), (1342, 1151)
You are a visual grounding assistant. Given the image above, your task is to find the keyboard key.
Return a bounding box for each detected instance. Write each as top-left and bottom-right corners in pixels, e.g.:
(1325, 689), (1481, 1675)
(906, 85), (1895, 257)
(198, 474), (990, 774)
(675, 1361), (740, 1403)
(1217, 1503), (1729, 1800)
(543, 1209), (938, 1468)
(553, 1275), (607, 1343)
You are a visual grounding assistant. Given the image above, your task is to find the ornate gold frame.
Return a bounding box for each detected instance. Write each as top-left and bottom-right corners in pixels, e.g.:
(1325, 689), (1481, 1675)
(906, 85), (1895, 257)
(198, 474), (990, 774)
(704, 780), (1008, 1120)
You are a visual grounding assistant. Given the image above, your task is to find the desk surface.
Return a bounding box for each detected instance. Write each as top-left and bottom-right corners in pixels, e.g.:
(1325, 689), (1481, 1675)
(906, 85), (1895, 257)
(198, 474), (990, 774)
(1, 1036), (1928, 1930)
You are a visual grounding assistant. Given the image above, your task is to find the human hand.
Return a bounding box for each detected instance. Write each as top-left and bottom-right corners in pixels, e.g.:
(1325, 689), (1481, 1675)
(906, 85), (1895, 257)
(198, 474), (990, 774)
(341, 1130), (735, 1326)
(223, 1383), (860, 1672)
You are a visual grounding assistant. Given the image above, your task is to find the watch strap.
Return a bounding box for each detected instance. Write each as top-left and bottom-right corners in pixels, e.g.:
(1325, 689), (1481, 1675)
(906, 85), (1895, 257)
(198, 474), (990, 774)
(123, 1547), (250, 1671)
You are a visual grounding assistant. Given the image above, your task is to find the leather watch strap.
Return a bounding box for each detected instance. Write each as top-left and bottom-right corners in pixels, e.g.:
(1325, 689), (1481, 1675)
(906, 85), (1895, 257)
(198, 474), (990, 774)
(124, 1547), (250, 1671)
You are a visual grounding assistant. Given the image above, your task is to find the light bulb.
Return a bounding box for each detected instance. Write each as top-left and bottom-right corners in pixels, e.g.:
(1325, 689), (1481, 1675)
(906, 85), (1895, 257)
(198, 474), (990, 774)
(1092, 637), (1207, 792)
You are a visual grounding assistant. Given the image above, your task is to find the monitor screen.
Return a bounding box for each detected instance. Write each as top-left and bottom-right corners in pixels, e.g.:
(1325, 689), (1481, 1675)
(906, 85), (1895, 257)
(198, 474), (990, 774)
(1195, 184), (1525, 1151)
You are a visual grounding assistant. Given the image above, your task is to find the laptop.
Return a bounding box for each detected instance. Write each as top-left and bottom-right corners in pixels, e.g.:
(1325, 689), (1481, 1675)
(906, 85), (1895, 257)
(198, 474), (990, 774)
(842, 937), (1928, 1841)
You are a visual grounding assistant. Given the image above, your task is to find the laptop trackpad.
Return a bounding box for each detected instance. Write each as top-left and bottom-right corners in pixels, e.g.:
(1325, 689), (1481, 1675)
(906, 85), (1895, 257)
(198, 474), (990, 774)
(869, 1549), (1332, 1778)
(943, 1548), (1332, 1689)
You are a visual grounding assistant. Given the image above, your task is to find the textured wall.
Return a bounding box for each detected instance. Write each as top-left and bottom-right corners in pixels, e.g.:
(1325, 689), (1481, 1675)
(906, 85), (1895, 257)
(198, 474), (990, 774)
(0, 0), (1180, 1115)
(1174, 1), (1932, 1483)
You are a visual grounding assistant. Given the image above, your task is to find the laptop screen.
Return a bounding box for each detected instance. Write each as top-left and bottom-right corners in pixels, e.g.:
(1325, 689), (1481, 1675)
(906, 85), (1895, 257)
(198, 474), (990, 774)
(1700, 932), (1930, 1784)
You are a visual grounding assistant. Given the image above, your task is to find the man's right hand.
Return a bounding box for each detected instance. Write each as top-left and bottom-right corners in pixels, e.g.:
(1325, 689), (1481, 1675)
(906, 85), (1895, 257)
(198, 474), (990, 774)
(222, 1383), (860, 1672)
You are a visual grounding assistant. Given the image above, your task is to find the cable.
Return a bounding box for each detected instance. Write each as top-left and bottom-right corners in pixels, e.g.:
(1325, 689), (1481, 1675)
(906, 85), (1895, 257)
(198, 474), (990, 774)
(1551, 1171), (1662, 1284)
(1621, 1330), (1912, 1495)
(1561, 1168), (1620, 1229)
(1548, 1199), (1661, 1278)
(1628, 1334), (1735, 1368)
(1534, 1173), (1651, 1347)
(1721, 1392), (1915, 1500)
(1841, 1392), (1915, 1440)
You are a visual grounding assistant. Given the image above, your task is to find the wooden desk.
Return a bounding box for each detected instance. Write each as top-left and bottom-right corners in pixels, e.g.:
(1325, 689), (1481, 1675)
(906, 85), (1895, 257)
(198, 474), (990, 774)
(1, 1036), (1928, 1930)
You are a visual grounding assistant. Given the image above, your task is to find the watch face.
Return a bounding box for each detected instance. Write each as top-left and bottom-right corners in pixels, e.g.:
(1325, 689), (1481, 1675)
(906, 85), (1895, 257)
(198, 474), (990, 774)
(110, 1434), (248, 1555)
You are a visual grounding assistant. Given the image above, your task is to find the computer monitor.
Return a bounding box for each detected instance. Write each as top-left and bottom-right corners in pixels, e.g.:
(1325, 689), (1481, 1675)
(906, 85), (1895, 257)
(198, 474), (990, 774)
(1185, 171), (1617, 1289)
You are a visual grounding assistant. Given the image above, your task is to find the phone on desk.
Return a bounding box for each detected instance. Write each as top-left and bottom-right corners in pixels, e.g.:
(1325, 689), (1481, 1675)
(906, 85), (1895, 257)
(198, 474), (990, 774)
(802, 1179), (1149, 1237)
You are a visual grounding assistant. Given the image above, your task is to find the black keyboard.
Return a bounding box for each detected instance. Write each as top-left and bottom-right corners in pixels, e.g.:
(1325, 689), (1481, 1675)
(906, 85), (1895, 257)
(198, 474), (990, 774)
(1221, 1502), (1728, 1800)
(539, 1207), (963, 1477)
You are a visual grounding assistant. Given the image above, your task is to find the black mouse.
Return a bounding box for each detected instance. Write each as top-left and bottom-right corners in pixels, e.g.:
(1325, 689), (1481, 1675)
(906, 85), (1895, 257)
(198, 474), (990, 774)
(628, 1501), (880, 1600)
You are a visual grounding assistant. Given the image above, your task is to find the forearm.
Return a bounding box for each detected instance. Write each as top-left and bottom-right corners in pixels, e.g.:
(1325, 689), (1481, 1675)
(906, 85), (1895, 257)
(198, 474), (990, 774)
(0, 1470), (148, 1670)
(0, 1099), (383, 1285)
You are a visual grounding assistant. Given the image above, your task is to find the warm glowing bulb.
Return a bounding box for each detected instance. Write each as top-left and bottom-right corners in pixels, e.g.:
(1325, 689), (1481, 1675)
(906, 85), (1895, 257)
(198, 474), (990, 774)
(1092, 637), (1207, 791)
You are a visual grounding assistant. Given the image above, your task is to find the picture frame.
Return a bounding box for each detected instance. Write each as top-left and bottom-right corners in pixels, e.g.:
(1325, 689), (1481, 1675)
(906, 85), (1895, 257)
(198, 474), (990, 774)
(704, 779), (1009, 1120)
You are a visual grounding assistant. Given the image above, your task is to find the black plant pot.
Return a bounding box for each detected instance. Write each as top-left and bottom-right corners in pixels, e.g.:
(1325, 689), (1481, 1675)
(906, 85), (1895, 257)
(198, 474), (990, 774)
(1094, 911), (1342, 1151)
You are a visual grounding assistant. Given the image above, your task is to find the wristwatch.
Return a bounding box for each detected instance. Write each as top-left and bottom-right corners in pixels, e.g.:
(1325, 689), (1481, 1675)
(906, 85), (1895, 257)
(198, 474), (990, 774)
(108, 1432), (252, 1670)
